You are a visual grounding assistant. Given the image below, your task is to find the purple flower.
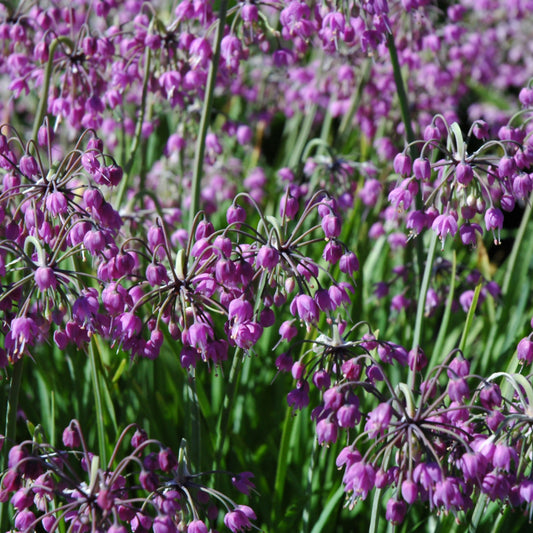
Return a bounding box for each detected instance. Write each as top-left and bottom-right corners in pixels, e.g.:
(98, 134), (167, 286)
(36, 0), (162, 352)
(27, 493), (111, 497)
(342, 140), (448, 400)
(431, 213), (458, 241)
(455, 162), (473, 185)
(316, 418), (338, 445)
(484, 207), (504, 232)
(321, 214), (342, 239)
(14, 509), (36, 530)
(339, 252), (359, 275)
(517, 337), (533, 364)
(393, 153), (411, 176)
(290, 294), (319, 324)
(223, 508), (253, 532)
(364, 403), (392, 439)
(232, 472), (255, 496)
(188, 520), (208, 533)
(413, 157), (431, 181)
(343, 461), (376, 500)
(386, 498), (407, 525)
(34, 266), (57, 291)
(459, 223), (482, 246)
(256, 245), (279, 269)
(287, 380), (310, 410)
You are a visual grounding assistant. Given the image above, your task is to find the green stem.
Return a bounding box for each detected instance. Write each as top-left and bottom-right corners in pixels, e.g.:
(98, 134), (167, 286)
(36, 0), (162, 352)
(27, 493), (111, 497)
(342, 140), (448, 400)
(302, 437), (319, 533)
(31, 37), (73, 141)
(501, 191), (533, 296)
(430, 251), (457, 370)
(272, 406), (295, 525)
(386, 31), (425, 288)
(337, 58), (372, 143)
(386, 33), (415, 151)
(480, 191), (533, 375)
(0, 358), (24, 530)
(369, 447), (391, 533)
(187, 369), (202, 472)
(409, 232), (438, 389)
(213, 351), (243, 470)
(88, 340), (107, 465)
(116, 47), (152, 209)
(289, 103), (318, 170)
(188, 0), (228, 232)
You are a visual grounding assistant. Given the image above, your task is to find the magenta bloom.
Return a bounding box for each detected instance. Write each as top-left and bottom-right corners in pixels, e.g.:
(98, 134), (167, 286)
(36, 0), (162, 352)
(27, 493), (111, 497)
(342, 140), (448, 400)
(386, 498), (407, 525)
(484, 207), (504, 232)
(517, 337), (533, 364)
(223, 508), (253, 532)
(290, 294), (319, 324)
(343, 461), (376, 500)
(431, 213), (458, 241)
(34, 266), (57, 291)
(316, 418), (338, 445)
(188, 520), (208, 533)
(364, 403), (392, 439)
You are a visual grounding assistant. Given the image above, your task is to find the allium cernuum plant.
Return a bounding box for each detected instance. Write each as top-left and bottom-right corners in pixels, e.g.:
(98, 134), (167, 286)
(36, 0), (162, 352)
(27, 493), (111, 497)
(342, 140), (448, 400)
(2, 0), (533, 532)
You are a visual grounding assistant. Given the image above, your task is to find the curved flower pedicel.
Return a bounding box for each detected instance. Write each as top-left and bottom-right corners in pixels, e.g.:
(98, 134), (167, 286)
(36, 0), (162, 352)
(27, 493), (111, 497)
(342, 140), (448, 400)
(0, 421), (257, 532)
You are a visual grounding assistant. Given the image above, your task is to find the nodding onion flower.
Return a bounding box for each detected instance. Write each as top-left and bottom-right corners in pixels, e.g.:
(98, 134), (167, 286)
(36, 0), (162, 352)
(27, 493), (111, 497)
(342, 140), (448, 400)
(1, 421), (257, 532)
(389, 114), (531, 245)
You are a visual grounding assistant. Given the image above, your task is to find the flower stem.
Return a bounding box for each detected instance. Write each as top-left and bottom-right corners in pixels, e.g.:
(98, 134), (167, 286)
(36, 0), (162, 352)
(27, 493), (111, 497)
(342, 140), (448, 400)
(386, 33), (416, 152)
(0, 358), (24, 530)
(116, 47), (152, 209)
(88, 340), (107, 466)
(387, 31), (425, 284)
(459, 283), (482, 354)
(302, 437), (319, 533)
(213, 351), (243, 470)
(31, 37), (72, 142)
(409, 231), (438, 388)
(188, 0), (228, 233)
(187, 368), (202, 472)
(430, 251), (457, 369)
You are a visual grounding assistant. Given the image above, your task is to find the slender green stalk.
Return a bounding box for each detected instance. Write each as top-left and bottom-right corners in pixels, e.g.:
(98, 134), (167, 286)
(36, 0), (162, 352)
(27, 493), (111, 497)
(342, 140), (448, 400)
(88, 340), (107, 465)
(387, 32), (425, 287)
(189, 0), (228, 232)
(480, 191), (533, 374)
(309, 484), (344, 533)
(369, 447), (391, 533)
(0, 358), (24, 530)
(288, 103), (318, 169)
(469, 494), (488, 532)
(186, 368), (202, 471)
(31, 37), (73, 141)
(272, 406), (295, 525)
(337, 58), (372, 143)
(116, 47), (152, 209)
(302, 437), (320, 533)
(501, 192), (533, 296)
(430, 251), (457, 369)
(386, 33), (416, 152)
(409, 232), (438, 389)
(213, 351), (243, 470)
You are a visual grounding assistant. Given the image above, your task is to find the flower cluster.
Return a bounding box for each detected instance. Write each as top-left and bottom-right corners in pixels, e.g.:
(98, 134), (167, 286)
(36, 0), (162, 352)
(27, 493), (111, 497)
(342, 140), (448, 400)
(2, 0), (533, 531)
(388, 115), (533, 246)
(283, 321), (533, 525)
(107, 190), (358, 365)
(1, 421), (257, 532)
(0, 124), (123, 363)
